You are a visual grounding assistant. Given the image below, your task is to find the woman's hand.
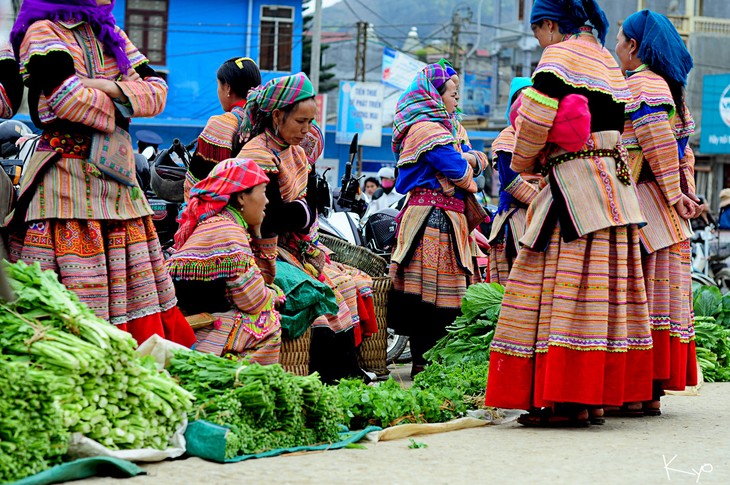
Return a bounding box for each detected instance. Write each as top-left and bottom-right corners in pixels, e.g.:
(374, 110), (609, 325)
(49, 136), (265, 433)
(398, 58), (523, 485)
(685, 192), (703, 219)
(673, 194), (699, 220)
(462, 152), (478, 169)
(80, 78), (110, 91)
(123, 69), (141, 82)
(248, 224), (263, 239)
(80, 77), (126, 100)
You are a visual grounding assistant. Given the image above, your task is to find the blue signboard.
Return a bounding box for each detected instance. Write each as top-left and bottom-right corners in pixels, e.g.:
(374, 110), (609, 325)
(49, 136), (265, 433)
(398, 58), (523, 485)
(701, 73), (730, 154)
(336, 81), (384, 147)
(462, 71), (492, 117)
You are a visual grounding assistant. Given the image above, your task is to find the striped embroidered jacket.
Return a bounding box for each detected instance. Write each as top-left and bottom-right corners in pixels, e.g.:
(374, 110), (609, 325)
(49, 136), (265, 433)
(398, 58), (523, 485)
(14, 19), (167, 223)
(512, 34), (645, 249)
(184, 105), (248, 199)
(391, 121), (477, 267)
(622, 67), (695, 253)
(488, 126), (540, 246)
(166, 209), (282, 348)
(0, 43), (21, 119)
(238, 131), (310, 203)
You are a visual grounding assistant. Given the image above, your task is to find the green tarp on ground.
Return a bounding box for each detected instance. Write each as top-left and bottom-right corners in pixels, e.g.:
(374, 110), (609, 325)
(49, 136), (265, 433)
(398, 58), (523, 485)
(184, 420), (381, 463)
(13, 457), (145, 485)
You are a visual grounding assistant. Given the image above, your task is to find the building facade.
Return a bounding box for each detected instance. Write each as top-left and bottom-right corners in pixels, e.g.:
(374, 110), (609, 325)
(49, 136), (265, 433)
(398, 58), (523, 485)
(112, 0), (304, 145)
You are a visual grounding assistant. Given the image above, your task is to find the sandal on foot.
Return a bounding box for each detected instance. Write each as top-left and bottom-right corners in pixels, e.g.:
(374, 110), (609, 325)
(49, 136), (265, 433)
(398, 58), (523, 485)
(643, 401), (662, 417)
(589, 407), (605, 425)
(517, 408), (590, 428)
(603, 403), (644, 418)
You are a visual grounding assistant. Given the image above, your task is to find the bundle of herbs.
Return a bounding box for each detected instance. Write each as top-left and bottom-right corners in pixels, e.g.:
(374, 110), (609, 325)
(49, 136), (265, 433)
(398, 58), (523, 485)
(168, 350), (343, 459)
(0, 358), (72, 482)
(0, 261), (193, 479)
(692, 285), (730, 382)
(424, 283), (504, 365)
(335, 361), (491, 429)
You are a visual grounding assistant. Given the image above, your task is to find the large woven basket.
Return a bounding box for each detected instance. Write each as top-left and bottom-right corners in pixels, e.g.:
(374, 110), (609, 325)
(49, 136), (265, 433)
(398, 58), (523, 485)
(319, 234), (391, 375)
(318, 234), (387, 277)
(280, 327), (311, 376)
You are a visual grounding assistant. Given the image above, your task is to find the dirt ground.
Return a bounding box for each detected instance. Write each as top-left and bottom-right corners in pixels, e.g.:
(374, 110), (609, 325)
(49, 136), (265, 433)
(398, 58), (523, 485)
(78, 375), (730, 485)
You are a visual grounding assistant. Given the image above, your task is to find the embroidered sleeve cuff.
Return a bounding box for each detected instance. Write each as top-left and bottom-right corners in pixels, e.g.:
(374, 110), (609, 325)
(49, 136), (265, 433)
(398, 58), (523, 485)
(250, 235), (279, 260)
(507, 177), (540, 205)
(0, 85), (11, 119)
(115, 76), (168, 118)
(522, 87), (559, 110)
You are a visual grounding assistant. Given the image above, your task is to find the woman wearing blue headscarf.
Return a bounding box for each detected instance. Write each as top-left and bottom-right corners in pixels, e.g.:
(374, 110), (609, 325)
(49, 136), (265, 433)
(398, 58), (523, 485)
(485, 0), (652, 427)
(615, 10), (699, 417)
(487, 77), (539, 284)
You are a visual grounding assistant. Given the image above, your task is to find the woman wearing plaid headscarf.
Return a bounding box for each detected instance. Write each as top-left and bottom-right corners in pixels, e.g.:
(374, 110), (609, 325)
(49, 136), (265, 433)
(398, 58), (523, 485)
(389, 63), (487, 378)
(167, 158), (284, 364)
(239, 73), (377, 383)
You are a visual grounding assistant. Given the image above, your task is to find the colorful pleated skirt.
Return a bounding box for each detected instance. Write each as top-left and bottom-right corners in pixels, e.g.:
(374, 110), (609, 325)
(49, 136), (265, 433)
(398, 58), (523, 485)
(9, 216), (196, 348)
(195, 313), (282, 365)
(485, 224), (654, 409)
(642, 240), (698, 391)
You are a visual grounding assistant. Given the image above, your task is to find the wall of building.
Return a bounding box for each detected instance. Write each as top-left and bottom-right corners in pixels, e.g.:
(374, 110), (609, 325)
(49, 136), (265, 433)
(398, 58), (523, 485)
(113, 0), (303, 123)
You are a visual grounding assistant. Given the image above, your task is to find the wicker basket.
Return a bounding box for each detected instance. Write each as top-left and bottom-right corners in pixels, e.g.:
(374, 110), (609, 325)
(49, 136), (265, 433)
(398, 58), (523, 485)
(280, 327), (311, 376)
(358, 276), (391, 375)
(319, 234), (387, 277)
(319, 233), (390, 375)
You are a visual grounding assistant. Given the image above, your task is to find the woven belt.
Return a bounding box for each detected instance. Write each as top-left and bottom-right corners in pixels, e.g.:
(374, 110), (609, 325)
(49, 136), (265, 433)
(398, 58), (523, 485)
(542, 148), (632, 186)
(408, 188), (465, 213)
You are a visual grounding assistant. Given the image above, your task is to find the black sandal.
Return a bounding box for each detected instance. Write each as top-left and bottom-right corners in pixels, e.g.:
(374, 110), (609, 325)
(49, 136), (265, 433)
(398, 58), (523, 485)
(603, 403), (645, 418)
(589, 407), (605, 425)
(517, 407), (590, 428)
(644, 382), (664, 416)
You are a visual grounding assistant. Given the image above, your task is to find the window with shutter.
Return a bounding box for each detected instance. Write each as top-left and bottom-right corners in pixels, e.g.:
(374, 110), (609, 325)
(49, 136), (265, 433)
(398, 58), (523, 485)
(125, 0), (169, 65)
(259, 6), (294, 71)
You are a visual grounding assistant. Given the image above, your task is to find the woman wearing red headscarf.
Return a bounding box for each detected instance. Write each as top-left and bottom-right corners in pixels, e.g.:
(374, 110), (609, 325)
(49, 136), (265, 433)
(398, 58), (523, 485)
(167, 158), (284, 363)
(7, 0), (195, 347)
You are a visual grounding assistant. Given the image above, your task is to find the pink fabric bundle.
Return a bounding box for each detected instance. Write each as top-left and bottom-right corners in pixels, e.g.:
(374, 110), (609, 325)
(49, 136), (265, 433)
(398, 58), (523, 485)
(510, 93), (591, 152)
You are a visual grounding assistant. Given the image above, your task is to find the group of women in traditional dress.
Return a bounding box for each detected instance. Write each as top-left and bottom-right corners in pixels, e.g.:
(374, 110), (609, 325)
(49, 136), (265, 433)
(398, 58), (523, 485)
(1, 0), (378, 384)
(0, 0), (702, 412)
(484, 0), (697, 426)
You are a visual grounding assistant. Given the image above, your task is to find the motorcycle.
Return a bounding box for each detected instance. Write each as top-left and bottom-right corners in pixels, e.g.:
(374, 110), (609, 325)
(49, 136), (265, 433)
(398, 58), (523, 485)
(148, 138), (195, 252)
(690, 222), (730, 293)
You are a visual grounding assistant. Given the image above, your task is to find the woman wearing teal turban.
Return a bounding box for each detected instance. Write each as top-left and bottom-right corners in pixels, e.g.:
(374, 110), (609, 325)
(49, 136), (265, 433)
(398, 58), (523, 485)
(614, 9), (699, 417)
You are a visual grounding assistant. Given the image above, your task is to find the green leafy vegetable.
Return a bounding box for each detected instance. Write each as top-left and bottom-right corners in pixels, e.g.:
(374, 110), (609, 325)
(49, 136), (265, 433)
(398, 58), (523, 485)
(408, 439), (428, 449)
(0, 261), (193, 481)
(168, 350), (343, 459)
(335, 362), (491, 428)
(0, 358), (71, 483)
(693, 285), (722, 317)
(425, 283), (504, 365)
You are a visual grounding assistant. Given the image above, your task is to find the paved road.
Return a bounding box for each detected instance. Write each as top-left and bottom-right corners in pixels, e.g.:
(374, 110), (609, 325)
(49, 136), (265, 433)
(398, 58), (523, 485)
(82, 381), (729, 485)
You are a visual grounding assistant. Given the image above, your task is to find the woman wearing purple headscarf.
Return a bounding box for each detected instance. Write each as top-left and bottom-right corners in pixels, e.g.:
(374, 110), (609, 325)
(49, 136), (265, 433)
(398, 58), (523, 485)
(6, 0), (195, 348)
(389, 63), (486, 377)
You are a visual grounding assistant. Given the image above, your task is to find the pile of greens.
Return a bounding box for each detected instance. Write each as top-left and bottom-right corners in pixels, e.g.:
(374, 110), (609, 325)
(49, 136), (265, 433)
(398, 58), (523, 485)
(335, 361), (490, 429)
(0, 358), (71, 483)
(0, 261), (193, 481)
(424, 283), (504, 365)
(168, 350), (342, 459)
(693, 285), (730, 382)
